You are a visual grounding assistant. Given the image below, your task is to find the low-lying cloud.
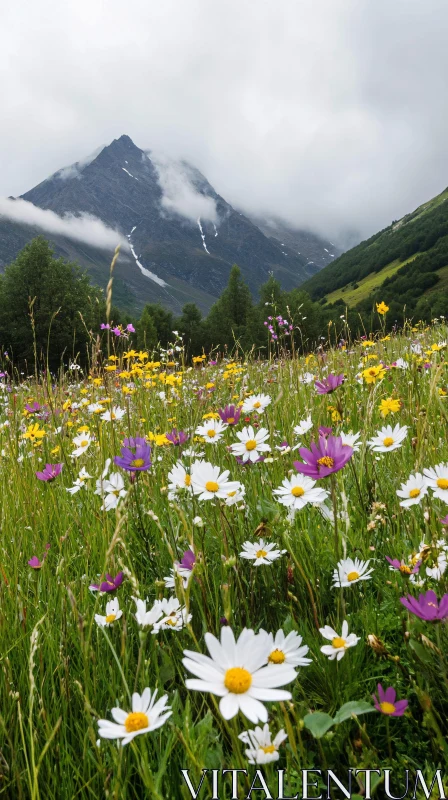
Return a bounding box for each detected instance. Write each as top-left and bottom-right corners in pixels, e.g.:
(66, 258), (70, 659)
(150, 154), (218, 224)
(55, 146), (105, 181)
(0, 197), (128, 252)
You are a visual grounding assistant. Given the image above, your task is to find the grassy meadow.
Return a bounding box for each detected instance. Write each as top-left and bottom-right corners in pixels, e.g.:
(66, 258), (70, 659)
(0, 317), (448, 798)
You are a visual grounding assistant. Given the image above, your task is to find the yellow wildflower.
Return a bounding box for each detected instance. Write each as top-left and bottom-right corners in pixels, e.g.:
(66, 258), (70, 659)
(22, 423), (46, 442)
(376, 301), (389, 315)
(362, 365), (386, 384)
(379, 397), (401, 417)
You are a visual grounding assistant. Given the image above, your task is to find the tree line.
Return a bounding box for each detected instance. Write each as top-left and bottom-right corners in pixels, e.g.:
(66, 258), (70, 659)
(0, 236), (445, 374)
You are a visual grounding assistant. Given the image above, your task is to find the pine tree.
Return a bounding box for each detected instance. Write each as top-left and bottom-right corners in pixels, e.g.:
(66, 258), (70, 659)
(136, 306), (158, 351)
(204, 264), (254, 352)
(0, 237), (103, 370)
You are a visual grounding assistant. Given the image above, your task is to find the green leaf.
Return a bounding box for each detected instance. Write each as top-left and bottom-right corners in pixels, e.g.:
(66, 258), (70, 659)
(303, 712), (334, 738)
(333, 700), (376, 724)
(409, 638), (433, 664)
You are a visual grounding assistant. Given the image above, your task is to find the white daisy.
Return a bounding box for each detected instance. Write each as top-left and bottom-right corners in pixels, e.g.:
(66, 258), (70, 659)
(182, 627), (296, 723)
(294, 415), (313, 436)
(66, 466), (93, 494)
(239, 538), (285, 566)
(423, 463), (448, 503)
(242, 394), (271, 414)
(396, 473), (428, 508)
(368, 424), (408, 453)
(332, 557), (373, 588)
(340, 431), (362, 452)
(224, 482), (246, 506)
(164, 560), (195, 589)
(88, 402), (103, 414)
(394, 358), (409, 370)
(167, 461), (193, 498)
(95, 597), (123, 628)
(97, 688), (171, 745)
(100, 406), (126, 422)
(273, 474), (329, 510)
(261, 629), (312, 668)
(190, 461), (240, 501)
(195, 418), (227, 442)
(230, 426), (271, 463)
(152, 597), (191, 633)
(238, 723), (288, 764)
(133, 597), (163, 628)
(98, 473), (127, 511)
(320, 621), (360, 661)
(71, 432), (92, 458)
(300, 372), (315, 384)
(426, 552), (447, 580)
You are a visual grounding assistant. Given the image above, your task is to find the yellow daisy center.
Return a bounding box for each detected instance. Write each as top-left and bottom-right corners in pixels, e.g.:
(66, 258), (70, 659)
(224, 667), (252, 694)
(207, 429), (216, 438)
(227, 490), (237, 497)
(124, 711), (149, 733)
(245, 439), (257, 451)
(256, 549), (268, 558)
(80, 440), (89, 447)
(379, 701), (396, 715)
(291, 486), (305, 497)
(347, 571), (360, 582)
(105, 613), (117, 624)
(184, 474), (191, 486)
(165, 617), (178, 626)
(261, 744), (276, 754)
(253, 401), (261, 409)
(437, 478), (448, 490)
(131, 458), (145, 467)
(383, 437), (394, 447)
(205, 481), (219, 493)
(317, 456), (334, 468)
(268, 648), (286, 664)
(409, 488), (420, 498)
(227, 417), (235, 423)
(332, 636), (346, 649)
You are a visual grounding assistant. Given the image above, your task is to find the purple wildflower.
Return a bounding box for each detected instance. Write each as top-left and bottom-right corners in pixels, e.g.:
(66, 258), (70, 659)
(112, 327), (121, 337)
(400, 589), (448, 621)
(25, 401), (41, 414)
(166, 428), (189, 446)
(126, 323), (135, 333)
(318, 426), (333, 437)
(373, 684), (408, 717)
(114, 438), (151, 472)
(100, 323), (110, 330)
(218, 404), (242, 425)
(386, 557), (421, 575)
(90, 572), (124, 593)
(315, 374), (344, 394)
(28, 544), (50, 569)
(179, 550), (196, 571)
(36, 463), (63, 482)
(440, 515), (448, 526)
(294, 434), (353, 479)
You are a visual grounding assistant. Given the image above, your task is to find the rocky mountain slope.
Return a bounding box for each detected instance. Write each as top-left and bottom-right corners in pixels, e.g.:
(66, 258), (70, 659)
(0, 135), (334, 313)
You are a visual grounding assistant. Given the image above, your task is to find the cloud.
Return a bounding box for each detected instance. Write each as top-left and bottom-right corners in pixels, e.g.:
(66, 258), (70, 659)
(0, 197), (129, 252)
(1, 0), (448, 244)
(150, 153), (218, 224)
(55, 145), (105, 181)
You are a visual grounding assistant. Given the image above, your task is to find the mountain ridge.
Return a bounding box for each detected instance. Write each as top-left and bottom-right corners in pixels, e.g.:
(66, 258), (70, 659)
(0, 135), (336, 313)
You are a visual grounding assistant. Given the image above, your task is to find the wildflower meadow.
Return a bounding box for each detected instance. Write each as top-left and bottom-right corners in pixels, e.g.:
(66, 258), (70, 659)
(1, 311), (448, 798)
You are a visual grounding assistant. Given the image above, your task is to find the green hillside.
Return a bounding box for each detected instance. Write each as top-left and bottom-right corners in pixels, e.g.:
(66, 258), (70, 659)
(302, 186), (448, 319)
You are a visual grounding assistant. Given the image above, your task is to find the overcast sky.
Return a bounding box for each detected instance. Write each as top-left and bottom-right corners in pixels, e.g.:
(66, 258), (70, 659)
(2, 0), (448, 244)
